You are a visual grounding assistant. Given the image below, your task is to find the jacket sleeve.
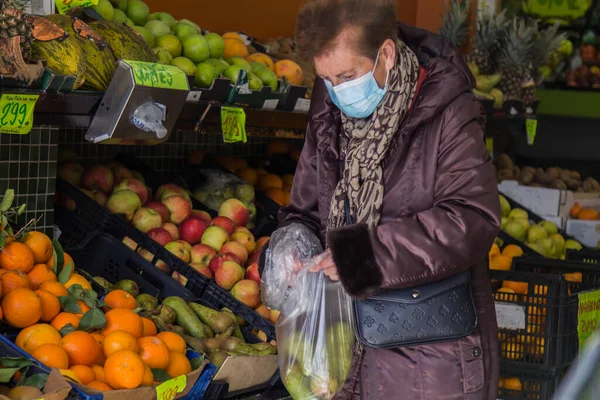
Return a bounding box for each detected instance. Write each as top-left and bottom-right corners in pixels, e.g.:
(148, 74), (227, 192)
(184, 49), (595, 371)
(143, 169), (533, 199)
(328, 101), (501, 298)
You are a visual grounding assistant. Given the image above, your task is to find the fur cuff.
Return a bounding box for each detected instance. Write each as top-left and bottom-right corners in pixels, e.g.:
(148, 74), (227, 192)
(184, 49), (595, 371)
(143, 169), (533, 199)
(328, 223), (383, 298)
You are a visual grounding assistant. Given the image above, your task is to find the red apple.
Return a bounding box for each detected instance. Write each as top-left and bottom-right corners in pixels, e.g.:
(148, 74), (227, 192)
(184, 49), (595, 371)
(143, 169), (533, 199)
(255, 237), (270, 251)
(133, 171), (145, 184)
(190, 244), (216, 265)
(107, 163), (134, 185)
(209, 253), (241, 274)
(179, 217), (210, 245)
(201, 226), (229, 251)
(171, 271), (188, 286)
(211, 216), (235, 235)
(165, 241), (191, 263)
(81, 165), (114, 193)
(122, 237), (138, 251)
(231, 230), (256, 253)
(58, 161), (84, 187)
(161, 222), (179, 240)
(132, 207), (163, 233)
(214, 261), (245, 290)
(190, 263), (213, 279)
(245, 263), (260, 284)
(145, 201), (170, 222)
(247, 249), (261, 266)
(220, 241), (248, 265)
(218, 199), (250, 227)
(231, 279), (260, 308)
(162, 195), (192, 225)
(147, 228), (173, 246)
(114, 178), (149, 204)
(269, 309), (280, 324)
(106, 190), (142, 221)
(191, 210), (212, 222)
(177, 240), (193, 254)
(156, 183), (186, 199)
(157, 184), (191, 203)
(234, 226), (252, 235)
(255, 304), (270, 320)
(94, 191), (108, 206)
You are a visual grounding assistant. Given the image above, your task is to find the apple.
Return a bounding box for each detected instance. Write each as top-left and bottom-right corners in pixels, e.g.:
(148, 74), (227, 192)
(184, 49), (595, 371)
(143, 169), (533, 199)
(165, 241), (191, 263)
(190, 263), (213, 279)
(106, 190), (142, 220)
(114, 178), (149, 204)
(108, 163), (134, 185)
(218, 199), (250, 227)
(247, 249), (261, 266)
(162, 222), (179, 240)
(255, 237), (270, 250)
(220, 241), (248, 265)
(55, 192), (75, 211)
(94, 191), (108, 206)
(172, 271), (189, 286)
(209, 253), (241, 274)
(155, 260), (171, 274)
(201, 226), (229, 251)
(58, 161), (84, 187)
(162, 195), (192, 225)
(177, 240), (193, 253)
(122, 237), (138, 251)
(145, 201), (170, 222)
(214, 261), (245, 290)
(231, 279), (260, 308)
(147, 228), (173, 246)
(269, 309), (280, 324)
(234, 226), (252, 235)
(231, 230), (256, 253)
(132, 207), (163, 233)
(81, 165), (114, 192)
(179, 216), (210, 245)
(156, 183), (186, 199)
(255, 304), (270, 320)
(245, 262), (260, 284)
(211, 216), (235, 235)
(133, 171), (145, 183)
(191, 210), (212, 222)
(190, 244), (216, 265)
(138, 248), (154, 262)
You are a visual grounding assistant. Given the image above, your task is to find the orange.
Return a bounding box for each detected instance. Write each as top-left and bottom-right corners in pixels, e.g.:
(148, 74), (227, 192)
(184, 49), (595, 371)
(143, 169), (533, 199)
(256, 168), (268, 177)
(102, 308), (144, 339)
(223, 37), (248, 59)
(27, 264), (57, 290)
(61, 331), (101, 366)
(502, 280), (528, 295)
(103, 330), (140, 357)
(501, 377), (522, 391)
(91, 365), (105, 383)
(141, 317), (157, 337)
(502, 244), (524, 258)
(267, 141), (289, 157)
(235, 159), (248, 170)
(70, 365), (96, 385)
(274, 60), (304, 86)
(281, 174), (294, 186)
(258, 174), (283, 191)
(138, 336), (170, 369)
(141, 365), (154, 387)
(571, 202), (582, 218)
(0, 270), (30, 298)
(283, 192), (291, 206)
(104, 290), (137, 310)
(87, 381), (112, 391)
(0, 305), (3, 320)
(216, 156), (238, 173)
(489, 255), (512, 271)
(31, 343), (69, 369)
(0, 242), (35, 273)
(578, 208), (599, 220)
(489, 243), (501, 258)
(283, 184), (292, 193)
(60, 368), (82, 383)
(36, 289), (61, 322)
(264, 188), (286, 206)
(157, 331), (186, 354)
(38, 281), (68, 297)
(64, 273), (91, 291)
(91, 333), (106, 366)
(104, 350), (145, 390)
(51, 312), (80, 332)
(236, 168), (258, 186)
(246, 53), (275, 72)
(165, 350), (192, 378)
(76, 300), (91, 316)
(22, 231), (53, 264)
(2, 287), (41, 328)
(47, 252), (73, 273)
(564, 272), (583, 282)
(222, 32), (244, 41)
(15, 323), (62, 354)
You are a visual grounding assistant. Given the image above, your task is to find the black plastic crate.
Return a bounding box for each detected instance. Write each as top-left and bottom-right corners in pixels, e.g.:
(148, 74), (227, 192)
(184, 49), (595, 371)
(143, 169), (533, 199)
(497, 230), (544, 258)
(566, 248), (600, 264)
(498, 363), (568, 400)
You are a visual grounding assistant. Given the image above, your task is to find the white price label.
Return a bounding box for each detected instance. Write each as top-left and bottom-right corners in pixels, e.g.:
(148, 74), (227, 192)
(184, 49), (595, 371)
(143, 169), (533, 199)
(294, 98), (311, 113)
(495, 302), (526, 330)
(186, 91), (202, 102)
(262, 99), (279, 110)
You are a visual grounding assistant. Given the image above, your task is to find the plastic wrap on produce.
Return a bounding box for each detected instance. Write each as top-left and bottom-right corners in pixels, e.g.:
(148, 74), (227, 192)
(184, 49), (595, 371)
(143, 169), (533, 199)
(260, 223), (322, 310)
(193, 169), (256, 220)
(277, 264), (355, 400)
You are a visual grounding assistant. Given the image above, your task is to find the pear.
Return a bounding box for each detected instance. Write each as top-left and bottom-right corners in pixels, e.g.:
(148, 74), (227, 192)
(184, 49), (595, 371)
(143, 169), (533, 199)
(499, 195), (511, 217)
(565, 239), (583, 251)
(505, 221), (527, 241)
(509, 209), (529, 220)
(514, 218), (530, 230)
(539, 220), (559, 235)
(539, 238), (557, 258)
(527, 225), (549, 242)
(501, 217), (510, 230)
(551, 233), (566, 255)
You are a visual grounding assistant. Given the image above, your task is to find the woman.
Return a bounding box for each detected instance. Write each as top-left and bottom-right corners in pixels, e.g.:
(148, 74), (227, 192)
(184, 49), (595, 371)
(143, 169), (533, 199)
(267, 0), (501, 398)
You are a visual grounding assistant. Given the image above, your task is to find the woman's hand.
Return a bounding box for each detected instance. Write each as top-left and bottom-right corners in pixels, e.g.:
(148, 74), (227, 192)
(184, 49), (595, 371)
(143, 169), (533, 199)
(309, 249), (339, 281)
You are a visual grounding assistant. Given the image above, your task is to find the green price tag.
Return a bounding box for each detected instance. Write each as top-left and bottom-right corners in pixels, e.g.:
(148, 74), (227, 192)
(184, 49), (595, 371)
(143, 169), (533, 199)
(0, 94), (40, 135)
(485, 137), (493, 157)
(123, 60), (189, 91)
(526, 118), (537, 145)
(221, 106), (247, 143)
(578, 290), (600, 351)
(156, 374), (187, 400)
(522, 0), (590, 21)
(55, 0), (99, 14)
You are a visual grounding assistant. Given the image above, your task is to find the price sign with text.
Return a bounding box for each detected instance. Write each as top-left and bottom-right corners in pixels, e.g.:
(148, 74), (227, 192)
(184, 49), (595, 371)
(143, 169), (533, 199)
(56, 0), (99, 14)
(123, 60), (189, 91)
(0, 94), (40, 135)
(221, 106), (247, 143)
(156, 374), (187, 400)
(526, 119), (537, 145)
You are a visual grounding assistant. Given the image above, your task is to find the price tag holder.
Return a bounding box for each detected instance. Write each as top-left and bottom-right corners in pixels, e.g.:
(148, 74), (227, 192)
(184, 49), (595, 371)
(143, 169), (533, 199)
(485, 137), (494, 157)
(0, 93), (40, 135)
(221, 106), (247, 144)
(122, 60), (189, 91)
(155, 374), (187, 400)
(56, 0), (99, 14)
(526, 118), (537, 145)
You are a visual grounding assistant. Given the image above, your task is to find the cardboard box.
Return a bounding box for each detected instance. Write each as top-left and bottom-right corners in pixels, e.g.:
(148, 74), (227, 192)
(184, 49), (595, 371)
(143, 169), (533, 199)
(212, 355), (279, 393)
(498, 181), (568, 218)
(566, 220), (600, 248)
(559, 192), (600, 218)
(0, 369), (72, 400)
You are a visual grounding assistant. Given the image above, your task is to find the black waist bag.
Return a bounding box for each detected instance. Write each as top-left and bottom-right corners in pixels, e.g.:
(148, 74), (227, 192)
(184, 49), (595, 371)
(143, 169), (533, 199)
(344, 198), (478, 349)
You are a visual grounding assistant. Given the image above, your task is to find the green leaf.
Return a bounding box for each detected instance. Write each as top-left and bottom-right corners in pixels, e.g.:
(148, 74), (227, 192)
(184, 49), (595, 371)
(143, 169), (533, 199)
(0, 367), (22, 383)
(67, 284), (84, 299)
(190, 356), (204, 371)
(96, 299), (107, 308)
(0, 234), (6, 250)
(58, 261), (73, 285)
(151, 368), (171, 382)
(59, 323), (76, 337)
(58, 296), (81, 313)
(23, 373), (48, 390)
(0, 189), (15, 212)
(16, 204), (26, 216)
(78, 308), (106, 332)
(0, 357), (34, 369)
(82, 290), (102, 308)
(52, 239), (64, 275)
(1, 215), (7, 228)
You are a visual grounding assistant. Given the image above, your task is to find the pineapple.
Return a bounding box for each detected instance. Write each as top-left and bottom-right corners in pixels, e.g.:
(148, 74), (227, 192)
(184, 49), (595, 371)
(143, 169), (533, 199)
(0, 0), (33, 61)
(531, 23), (568, 82)
(468, 9), (508, 75)
(439, 0), (471, 49)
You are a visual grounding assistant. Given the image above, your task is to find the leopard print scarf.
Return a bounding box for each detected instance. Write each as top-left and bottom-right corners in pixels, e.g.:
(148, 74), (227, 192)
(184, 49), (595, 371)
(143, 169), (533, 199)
(327, 41), (420, 232)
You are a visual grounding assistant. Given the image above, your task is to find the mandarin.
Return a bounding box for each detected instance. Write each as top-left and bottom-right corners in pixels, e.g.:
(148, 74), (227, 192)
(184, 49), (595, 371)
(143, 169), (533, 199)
(51, 312), (80, 332)
(103, 330), (140, 357)
(22, 232), (53, 264)
(69, 365), (96, 385)
(64, 273), (91, 291)
(157, 331), (186, 354)
(141, 317), (157, 337)
(15, 323), (62, 354)
(165, 350), (192, 378)
(31, 343), (69, 369)
(61, 331), (101, 366)
(104, 289), (137, 310)
(87, 381), (112, 391)
(104, 350), (145, 389)
(138, 336), (170, 369)
(2, 287), (41, 328)
(27, 264), (56, 290)
(35, 289), (61, 322)
(0, 242), (34, 273)
(38, 281), (68, 297)
(102, 308), (143, 339)
(0, 270), (30, 298)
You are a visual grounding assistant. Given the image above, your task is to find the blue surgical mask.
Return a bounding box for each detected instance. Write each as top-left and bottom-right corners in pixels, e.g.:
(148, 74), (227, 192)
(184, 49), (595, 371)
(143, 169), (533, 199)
(324, 49), (389, 119)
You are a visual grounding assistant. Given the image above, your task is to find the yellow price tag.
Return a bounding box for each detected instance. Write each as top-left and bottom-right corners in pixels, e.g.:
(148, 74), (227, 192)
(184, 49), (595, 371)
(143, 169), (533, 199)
(123, 60), (190, 91)
(221, 106), (247, 143)
(0, 94), (39, 135)
(55, 0), (99, 14)
(485, 137), (493, 157)
(526, 118), (537, 145)
(156, 374), (187, 400)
